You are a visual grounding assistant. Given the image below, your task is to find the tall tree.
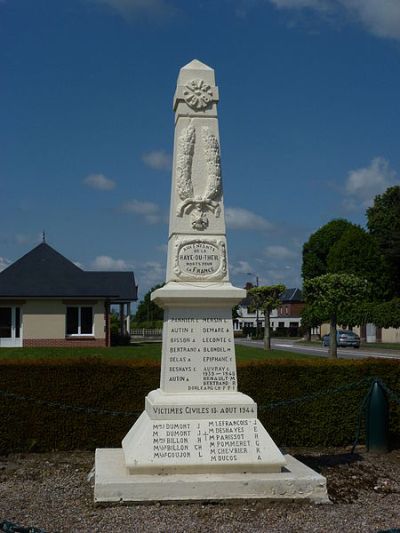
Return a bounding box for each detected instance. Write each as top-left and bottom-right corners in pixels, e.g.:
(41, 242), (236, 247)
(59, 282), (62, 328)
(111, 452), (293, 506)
(248, 284), (285, 351)
(327, 225), (392, 299)
(302, 219), (355, 281)
(304, 273), (369, 358)
(367, 185), (400, 296)
(133, 284), (164, 325)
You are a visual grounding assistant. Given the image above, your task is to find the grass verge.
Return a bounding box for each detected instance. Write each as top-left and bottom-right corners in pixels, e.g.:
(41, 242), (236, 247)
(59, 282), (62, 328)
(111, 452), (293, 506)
(0, 343), (314, 361)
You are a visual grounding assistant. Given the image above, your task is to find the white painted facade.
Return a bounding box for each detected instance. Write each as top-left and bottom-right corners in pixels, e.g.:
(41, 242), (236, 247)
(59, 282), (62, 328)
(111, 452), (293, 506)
(233, 305), (302, 332)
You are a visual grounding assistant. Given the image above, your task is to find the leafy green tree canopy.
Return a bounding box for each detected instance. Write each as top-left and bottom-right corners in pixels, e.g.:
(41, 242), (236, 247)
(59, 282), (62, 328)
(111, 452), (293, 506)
(302, 219), (355, 281)
(327, 225), (391, 299)
(367, 185), (400, 296)
(304, 273), (369, 358)
(133, 283), (164, 325)
(248, 284), (285, 350)
(372, 298), (400, 329)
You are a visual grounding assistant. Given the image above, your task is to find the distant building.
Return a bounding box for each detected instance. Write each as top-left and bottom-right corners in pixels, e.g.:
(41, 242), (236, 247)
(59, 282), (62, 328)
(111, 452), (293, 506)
(0, 243), (137, 347)
(234, 287), (305, 335)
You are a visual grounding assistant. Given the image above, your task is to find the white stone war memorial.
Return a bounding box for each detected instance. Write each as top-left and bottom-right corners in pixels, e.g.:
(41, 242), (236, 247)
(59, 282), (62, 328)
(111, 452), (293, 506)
(95, 60), (329, 503)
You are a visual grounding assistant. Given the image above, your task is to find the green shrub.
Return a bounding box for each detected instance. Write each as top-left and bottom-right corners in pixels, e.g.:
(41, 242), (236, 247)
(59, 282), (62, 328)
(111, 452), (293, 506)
(0, 358), (399, 453)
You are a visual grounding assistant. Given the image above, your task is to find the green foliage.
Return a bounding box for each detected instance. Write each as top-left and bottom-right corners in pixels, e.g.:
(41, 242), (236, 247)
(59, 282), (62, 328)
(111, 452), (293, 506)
(133, 283), (164, 325)
(131, 320), (163, 330)
(238, 359), (400, 447)
(304, 273), (369, 322)
(304, 273), (369, 357)
(367, 185), (400, 296)
(302, 196), (400, 331)
(327, 224), (392, 299)
(372, 298), (400, 329)
(248, 285), (286, 315)
(337, 301), (375, 328)
(232, 304), (240, 320)
(110, 312), (120, 334)
(301, 303), (324, 328)
(302, 219), (355, 281)
(1, 358), (399, 452)
(248, 285), (286, 350)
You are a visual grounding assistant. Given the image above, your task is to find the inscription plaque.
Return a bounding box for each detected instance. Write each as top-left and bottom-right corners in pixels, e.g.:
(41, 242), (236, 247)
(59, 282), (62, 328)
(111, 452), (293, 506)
(173, 238), (227, 281)
(151, 418), (264, 465)
(160, 308), (237, 393)
(179, 241), (220, 276)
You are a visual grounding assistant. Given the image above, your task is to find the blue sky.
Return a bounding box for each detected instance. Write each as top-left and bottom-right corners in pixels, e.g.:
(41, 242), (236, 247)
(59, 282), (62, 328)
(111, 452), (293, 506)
(1, 0), (400, 303)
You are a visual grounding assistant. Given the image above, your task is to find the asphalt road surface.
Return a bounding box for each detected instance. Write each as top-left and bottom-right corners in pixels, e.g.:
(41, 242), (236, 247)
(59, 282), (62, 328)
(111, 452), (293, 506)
(235, 337), (400, 360)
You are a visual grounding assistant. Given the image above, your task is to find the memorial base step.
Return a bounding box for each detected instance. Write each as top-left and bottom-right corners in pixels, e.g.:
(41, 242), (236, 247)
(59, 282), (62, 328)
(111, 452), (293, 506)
(94, 449), (330, 504)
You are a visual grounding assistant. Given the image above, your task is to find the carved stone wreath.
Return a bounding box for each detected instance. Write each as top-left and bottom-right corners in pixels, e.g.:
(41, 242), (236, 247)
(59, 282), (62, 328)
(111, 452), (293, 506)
(183, 79), (213, 110)
(173, 237), (227, 281)
(175, 121), (222, 231)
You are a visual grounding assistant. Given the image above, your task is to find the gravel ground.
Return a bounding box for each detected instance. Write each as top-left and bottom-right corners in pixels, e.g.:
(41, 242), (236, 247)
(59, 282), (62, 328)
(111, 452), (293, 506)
(1, 448), (400, 533)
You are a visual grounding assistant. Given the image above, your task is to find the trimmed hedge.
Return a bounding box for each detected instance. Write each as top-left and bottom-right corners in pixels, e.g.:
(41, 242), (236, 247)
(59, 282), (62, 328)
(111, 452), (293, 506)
(0, 357), (399, 453)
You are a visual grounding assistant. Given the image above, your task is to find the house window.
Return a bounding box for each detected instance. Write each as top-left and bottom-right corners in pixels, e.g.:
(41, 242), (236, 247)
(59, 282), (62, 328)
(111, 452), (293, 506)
(285, 306), (289, 315)
(0, 307), (21, 339)
(66, 306), (93, 336)
(0, 308), (12, 338)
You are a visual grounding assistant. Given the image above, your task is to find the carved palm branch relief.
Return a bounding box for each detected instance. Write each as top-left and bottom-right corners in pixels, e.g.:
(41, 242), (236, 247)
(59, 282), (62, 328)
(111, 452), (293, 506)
(176, 119), (222, 231)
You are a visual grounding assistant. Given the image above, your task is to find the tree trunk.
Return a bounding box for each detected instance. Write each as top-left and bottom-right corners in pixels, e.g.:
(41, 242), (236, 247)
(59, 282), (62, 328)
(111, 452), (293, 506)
(329, 314), (337, 359)
(264, 311), (271, 351)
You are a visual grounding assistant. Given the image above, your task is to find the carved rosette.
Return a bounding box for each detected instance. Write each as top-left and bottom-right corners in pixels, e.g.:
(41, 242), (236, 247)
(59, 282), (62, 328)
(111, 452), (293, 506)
(176, 123), (222, 231)
(173, 237), (227, 281)
(183, 79), (213, 110)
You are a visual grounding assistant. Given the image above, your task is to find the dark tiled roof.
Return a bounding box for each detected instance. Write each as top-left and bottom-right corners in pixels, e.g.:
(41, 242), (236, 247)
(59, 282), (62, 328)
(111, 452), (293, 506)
(239, 287), (303, 306)
(280, 288), (303, 302)
(0, 243), (137, 301)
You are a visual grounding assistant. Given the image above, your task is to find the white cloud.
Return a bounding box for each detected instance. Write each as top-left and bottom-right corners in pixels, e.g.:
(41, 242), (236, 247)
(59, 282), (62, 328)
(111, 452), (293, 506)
(87, 0), (177, 21)
(142, 150), (172, 171)
(344, 157), (397, 210)
(83, 173), (116, 191)
(229, 260), (254, 276)
(225, 207), (272, 231)
(342, 0), (400, 40)
(0, 257), (11, 272)
(269, 0), (400, 40)
(121, 199), (161, 224)
(265, 245), (297, 260)
(134, 260), (165, 299)
(89, 255), (165, 297)
(91, 255), (130, 270)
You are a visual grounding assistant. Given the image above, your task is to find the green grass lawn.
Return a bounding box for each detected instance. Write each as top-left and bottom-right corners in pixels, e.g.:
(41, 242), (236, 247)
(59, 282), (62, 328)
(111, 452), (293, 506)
(0, 343), (313, 361)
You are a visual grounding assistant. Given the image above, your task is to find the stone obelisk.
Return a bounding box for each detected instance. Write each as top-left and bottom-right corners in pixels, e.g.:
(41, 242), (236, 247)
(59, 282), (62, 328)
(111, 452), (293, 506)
(94, 60), (328, 503)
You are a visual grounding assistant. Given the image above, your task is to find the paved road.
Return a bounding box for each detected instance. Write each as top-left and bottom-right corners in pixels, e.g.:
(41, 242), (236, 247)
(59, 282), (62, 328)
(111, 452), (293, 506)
(235, 337), (400, 360)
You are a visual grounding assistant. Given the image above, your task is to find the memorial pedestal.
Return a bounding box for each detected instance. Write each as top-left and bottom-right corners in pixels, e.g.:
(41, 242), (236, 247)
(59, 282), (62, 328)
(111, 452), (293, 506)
(94, 59), (329, 504)
(95, 450), (329, 503)
(95, 284), (328, 503)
